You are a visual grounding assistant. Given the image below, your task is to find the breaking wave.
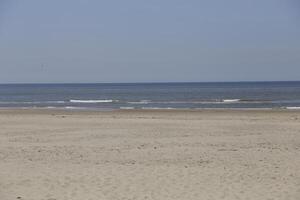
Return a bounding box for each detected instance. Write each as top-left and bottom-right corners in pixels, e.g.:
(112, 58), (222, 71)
(222, 99), (241, 103)
(0, 101), (65, 104)
(286, 107), (300, 110)
(69, 99), (118, 103)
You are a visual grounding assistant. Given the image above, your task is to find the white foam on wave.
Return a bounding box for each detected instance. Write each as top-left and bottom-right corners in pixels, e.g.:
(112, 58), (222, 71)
(128, 99), (271, 105)
(141, 107), (179, 110)
(70, 99), (117, 103)
(128, 100), (220, 104)
(64, 106), (88, 109)
(286, 107), (300, 110)
(222, 99), (241, 103)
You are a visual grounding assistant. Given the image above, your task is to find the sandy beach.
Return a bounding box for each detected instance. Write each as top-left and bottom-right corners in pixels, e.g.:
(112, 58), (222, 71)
(0, 109), (299, 200)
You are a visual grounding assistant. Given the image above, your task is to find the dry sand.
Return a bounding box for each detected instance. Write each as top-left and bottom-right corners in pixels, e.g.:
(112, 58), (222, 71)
(0, 109), (299, 200)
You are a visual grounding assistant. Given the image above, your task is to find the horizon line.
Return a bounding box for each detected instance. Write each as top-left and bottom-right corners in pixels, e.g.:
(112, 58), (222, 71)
(0, 80), (300, 85)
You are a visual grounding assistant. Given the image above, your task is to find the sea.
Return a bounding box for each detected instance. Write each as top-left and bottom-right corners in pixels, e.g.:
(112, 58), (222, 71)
(0, 82), (300, 110)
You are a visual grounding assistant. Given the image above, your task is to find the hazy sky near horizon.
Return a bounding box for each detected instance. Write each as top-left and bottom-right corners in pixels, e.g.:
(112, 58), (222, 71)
(0, 0), (300, 83)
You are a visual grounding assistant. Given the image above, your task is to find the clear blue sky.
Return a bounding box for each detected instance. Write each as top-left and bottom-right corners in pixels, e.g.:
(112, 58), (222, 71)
(0, 0), (299, 83)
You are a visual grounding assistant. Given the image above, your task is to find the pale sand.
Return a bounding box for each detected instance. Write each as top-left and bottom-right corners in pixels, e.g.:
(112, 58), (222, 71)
(0, 109), (299, 200)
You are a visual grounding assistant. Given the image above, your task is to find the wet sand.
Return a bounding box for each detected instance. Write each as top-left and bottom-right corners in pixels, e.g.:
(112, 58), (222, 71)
(0, 109), (299, 200)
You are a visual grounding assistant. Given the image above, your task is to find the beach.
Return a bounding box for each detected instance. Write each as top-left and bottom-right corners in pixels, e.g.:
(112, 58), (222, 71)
(0, 109), (299, 200)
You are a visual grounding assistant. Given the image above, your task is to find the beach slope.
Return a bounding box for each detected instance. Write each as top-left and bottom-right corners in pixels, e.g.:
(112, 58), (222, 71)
(0, 109), (299, 200)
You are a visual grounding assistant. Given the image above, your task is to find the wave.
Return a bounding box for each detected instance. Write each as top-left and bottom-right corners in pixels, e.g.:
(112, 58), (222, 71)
(286, 107), (300, 110)
(141, 107), (180, 110)
(128, 100), (224, 104)
(127, 99), (270, 104)
(69, 99), (117, 103)
(221, 99), (274, 103)
(120, 106), (135, 110)
(154, 100), (224, 104)
(222, 99), (241, 103)
(0, 101), (65, 104)
(128, 100), (151, 104)
(64, 106), (89, 109)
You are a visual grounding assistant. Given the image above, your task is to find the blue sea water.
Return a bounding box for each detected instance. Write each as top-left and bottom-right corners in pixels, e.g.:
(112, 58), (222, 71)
(0, 82), (300, 110)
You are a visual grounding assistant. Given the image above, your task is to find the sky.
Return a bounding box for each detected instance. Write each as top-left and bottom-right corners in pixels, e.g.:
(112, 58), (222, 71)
(0, 0), (300, 83)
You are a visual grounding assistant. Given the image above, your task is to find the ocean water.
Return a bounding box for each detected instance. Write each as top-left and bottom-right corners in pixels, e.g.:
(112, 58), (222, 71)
(0, 82), (300, 110)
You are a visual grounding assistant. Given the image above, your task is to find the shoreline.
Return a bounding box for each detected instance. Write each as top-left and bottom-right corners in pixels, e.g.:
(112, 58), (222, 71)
(0, 107), (299, 113)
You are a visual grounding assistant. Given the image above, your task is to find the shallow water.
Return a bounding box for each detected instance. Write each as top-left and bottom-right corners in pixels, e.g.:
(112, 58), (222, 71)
(0, 82), (300, 110)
